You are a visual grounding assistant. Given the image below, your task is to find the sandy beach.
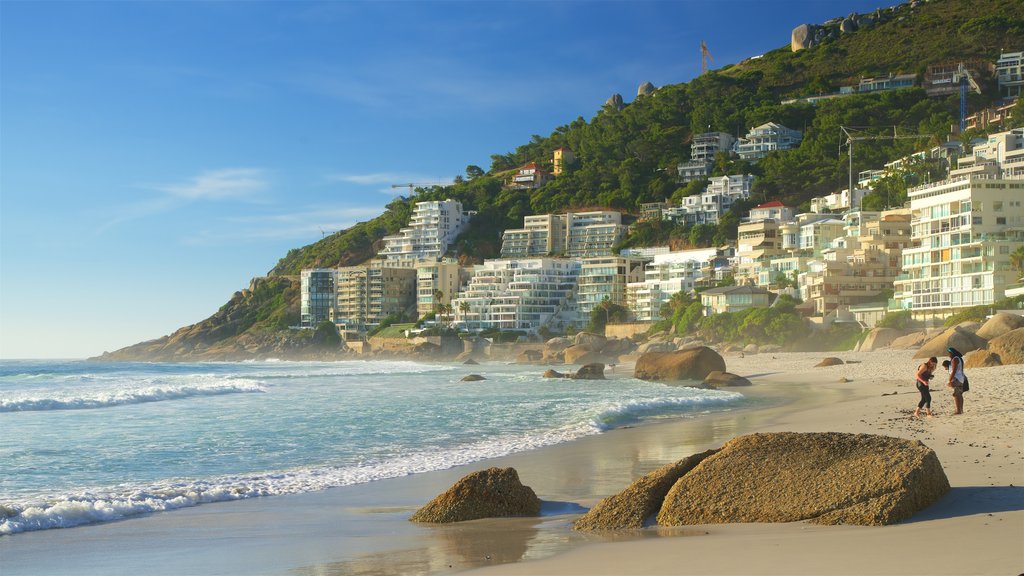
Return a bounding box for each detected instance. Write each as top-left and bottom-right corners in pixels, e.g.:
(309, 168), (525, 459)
(2, 350), (1021, 576)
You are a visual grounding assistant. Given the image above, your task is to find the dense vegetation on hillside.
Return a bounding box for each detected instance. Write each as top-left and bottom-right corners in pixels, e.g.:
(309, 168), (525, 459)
(105, 0), (1024, 358)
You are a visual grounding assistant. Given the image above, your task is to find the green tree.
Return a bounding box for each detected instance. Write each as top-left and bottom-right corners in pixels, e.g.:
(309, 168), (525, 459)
(588, 299), (630, 334)
(312, 321), (341, 347)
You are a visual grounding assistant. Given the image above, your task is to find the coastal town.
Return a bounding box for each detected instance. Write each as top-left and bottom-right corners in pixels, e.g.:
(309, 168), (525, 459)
(298, 50), (1024, 351)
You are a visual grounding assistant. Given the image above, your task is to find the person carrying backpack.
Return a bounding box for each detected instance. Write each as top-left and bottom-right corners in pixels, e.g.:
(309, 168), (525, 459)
(946, 347), (968, 415)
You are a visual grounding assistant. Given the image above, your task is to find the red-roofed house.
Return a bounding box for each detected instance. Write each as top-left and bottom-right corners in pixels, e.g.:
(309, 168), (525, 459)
(748, 200), (796, 223)
(507, 162), (552, 190)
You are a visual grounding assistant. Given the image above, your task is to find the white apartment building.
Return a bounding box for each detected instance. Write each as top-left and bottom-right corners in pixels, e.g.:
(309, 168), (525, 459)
(379, 199), (473, 261)
(300, 269), (336, 327)
(626, 248), (717, 321)
(576, 256), (647, 321)
(452, 258), (581, 333)
(677, 132), (736, 182)
(667, 174), (754, 225)
(565, 211), (627, 257)
(894, 138), (1024, 318)
(736, 123), (803, 162)
(799, 217), (846, 254)
(500, 214), (567, 258)
(701, 174), (754, 223)
(810, 188), (868, 213)
(996, 51), (1023, 98)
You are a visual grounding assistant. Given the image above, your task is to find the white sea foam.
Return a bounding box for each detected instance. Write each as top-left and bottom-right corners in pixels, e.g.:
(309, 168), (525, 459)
(0, 381), (266, 412)
(591, 391), (741, 430)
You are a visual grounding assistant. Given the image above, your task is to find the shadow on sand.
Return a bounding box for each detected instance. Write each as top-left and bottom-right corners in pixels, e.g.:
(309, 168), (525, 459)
(905, 485), (1024, 523)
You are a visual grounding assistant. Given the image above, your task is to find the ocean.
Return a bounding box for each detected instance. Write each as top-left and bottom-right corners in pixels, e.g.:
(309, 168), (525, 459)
(0, 359), (743, 536)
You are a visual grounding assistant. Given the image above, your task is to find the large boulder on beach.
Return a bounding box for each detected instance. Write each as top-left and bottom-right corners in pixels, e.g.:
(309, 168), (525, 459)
(914, 326), (987, 359)
(986, 328), (1024, 365)
(634, 346), (726, 382)
(542, 369), (567, 378)
(815, 357), (844, 367)
(515, 349), (543, 364)
(964, 349), (1002, 368)
(542, 337), (573, 362)
(638, 341), (676, 354)
(563, 344), (604, 365)
(860, 327), (904, 352)
(889, 330), (930, 349)
(602, 337), (636, 357)
(703, 371), (752, 387)
(409, 467), (541, 523)
(573, 363), (606, 380)
(574, 332), (607, 351)
(976, 313), (1024, 340)
(657, 432), (949, 527)
(574, 450), (717, 531)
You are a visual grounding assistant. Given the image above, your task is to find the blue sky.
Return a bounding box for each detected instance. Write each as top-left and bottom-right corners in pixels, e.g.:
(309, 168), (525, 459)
(1, 0), (888, 359)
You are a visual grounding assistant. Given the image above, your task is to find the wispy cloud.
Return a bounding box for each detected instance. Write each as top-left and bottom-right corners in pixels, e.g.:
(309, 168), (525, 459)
(156, 168), (269, 201)
(96, 168), (271, 232)
(181, 205), (385, 245)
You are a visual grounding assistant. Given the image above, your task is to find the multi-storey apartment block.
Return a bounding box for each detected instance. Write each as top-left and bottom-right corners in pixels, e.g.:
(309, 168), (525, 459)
(415, 260), (468, 318)
(626, 248), (717, 321)
(333, 261), (417, 333)
(799, 210), (912, 316)
(799, 217), (846, 254)
(500, 214), (567, 258)
(894, 131), (1024, 318)
(300, 269), (336, 327)
(565, 211), (627, 257)
(736, 123), (802, 162)
(379, 199), (473, 261)
(666, 174), (754, 225)
(452, 258), (581, 333)
(677, 131), (736, 182)
(575, 256), (647, 321)
(500, 211), (626, 259)
(996, 51), (1023, 99)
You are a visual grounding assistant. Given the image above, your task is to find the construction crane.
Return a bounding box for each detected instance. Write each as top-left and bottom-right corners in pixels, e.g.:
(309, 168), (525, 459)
(952, 63), (982, 133)
(840, 126), (933, 208)
(701, 41), (713, 75)
(390, 182), (447, 195)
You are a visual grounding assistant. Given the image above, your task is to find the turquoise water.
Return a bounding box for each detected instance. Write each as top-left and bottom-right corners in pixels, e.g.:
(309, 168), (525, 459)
(0, 359), (743, 535)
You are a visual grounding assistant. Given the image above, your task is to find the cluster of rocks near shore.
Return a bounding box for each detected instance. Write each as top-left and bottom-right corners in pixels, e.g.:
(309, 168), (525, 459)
(855, 313), (1024, 367)
(411, 432), (950, 528)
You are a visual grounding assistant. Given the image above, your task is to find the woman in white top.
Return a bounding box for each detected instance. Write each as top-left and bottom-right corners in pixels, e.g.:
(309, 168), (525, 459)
(946, 347), (965, 415)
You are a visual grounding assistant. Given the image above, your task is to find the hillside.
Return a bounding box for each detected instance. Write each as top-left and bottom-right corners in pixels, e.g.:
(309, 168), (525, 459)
(95, 0), (1024, 361)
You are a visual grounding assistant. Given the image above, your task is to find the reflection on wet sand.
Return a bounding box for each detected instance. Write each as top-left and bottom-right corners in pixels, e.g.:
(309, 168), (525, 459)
(292, 514), (710, 576)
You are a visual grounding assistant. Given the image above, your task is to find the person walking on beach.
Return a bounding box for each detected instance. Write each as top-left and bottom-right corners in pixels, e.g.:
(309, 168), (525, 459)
(914, 356), (936, 418)
(946, 347), (966, 415)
